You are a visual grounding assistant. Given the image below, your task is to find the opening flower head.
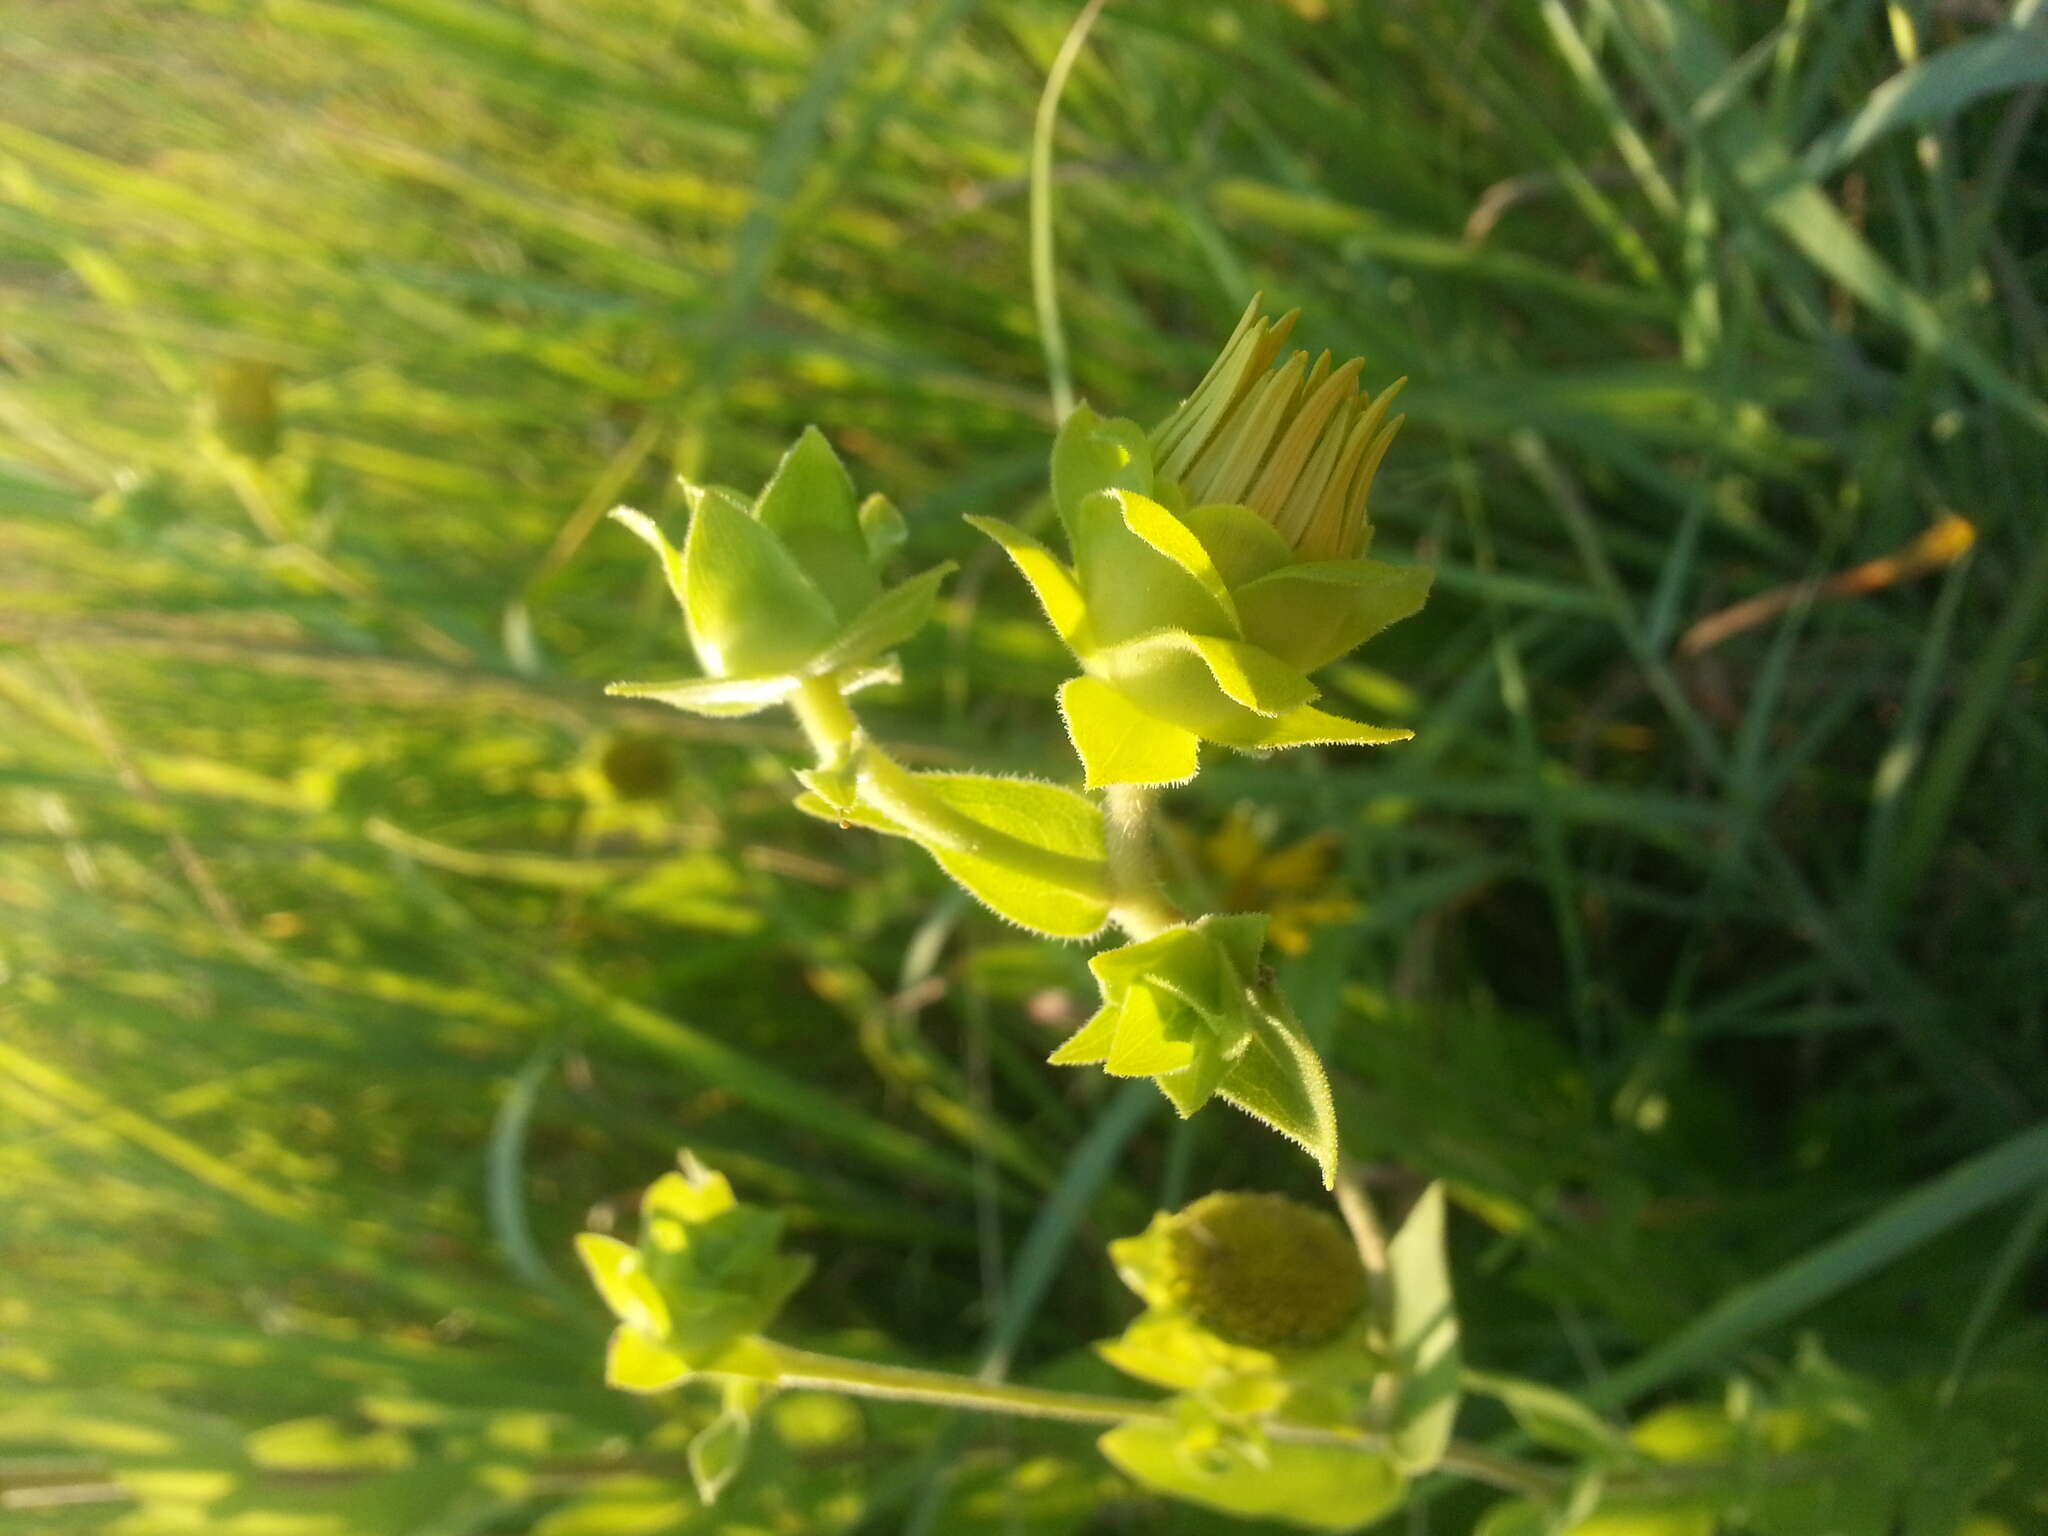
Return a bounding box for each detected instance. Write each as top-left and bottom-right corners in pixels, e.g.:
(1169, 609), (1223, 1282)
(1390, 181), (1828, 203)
(1151, 297), (1407, 561)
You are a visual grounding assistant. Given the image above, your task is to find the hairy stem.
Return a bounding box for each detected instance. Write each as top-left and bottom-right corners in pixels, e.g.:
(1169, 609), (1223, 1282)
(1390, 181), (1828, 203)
(745, 1343), (1565, 1499)
(790, 674), (859, 767)
(1103, 784), (1183, 940)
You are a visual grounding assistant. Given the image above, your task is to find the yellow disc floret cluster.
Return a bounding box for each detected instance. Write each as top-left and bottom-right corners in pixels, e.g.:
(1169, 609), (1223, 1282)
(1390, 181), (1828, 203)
(1160, 1192), (1367, 1349)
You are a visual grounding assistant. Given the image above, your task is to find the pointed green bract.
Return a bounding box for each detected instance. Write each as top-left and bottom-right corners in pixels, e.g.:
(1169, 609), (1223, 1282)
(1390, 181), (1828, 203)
(1217, 1003), (1339, 1188)
(1051, 403), (1154, 534)
(1071, 491), (1240, 645)
(1180, 502), (1296, 586)
(808, 562), (955, 675)
(1250, 703), (1412, 751)
(967, 514), (1086, 643)
(576, 1233), (670, 1339)
(604, 1326), (694, 1394)
(679, 490), (839, 676)
(857, 490), (907, 565)
(1235, 559), (1434, 672)
(1059, 676), (1202, 788)
(754, 426), (879, 621)
(1099, 1420), (1406, 1531)
(1086, 628), (1317, 743)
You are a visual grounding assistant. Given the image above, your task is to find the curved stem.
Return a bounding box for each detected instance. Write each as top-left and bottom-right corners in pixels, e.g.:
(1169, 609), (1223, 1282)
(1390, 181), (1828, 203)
(747, 1343), (1565, 1499)
(791, 674), (859, 768)
(1103, 784), (1183, 940)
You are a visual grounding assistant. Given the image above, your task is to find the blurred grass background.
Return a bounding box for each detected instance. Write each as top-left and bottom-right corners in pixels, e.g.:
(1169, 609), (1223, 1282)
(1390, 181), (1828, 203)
(2, 0), (2046, 1530)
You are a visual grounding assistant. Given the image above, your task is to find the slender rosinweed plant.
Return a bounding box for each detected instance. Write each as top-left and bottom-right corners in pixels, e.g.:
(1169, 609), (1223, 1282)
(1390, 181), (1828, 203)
(583, 301), (1934, 1530)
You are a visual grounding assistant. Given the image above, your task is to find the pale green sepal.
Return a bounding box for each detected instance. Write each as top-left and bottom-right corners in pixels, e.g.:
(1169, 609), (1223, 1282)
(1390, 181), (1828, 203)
(672, 492), (838, 677)
(1087, 630), (1317, 742)
(1218, 1005), (1339, 1187)
(1180, 503), (1295, 586)
(1088, 924), (1219, 1001)
(1105, 984), (1198, 1078)
(808, 562), (956, 674)
(1109, 490), (1241, 632)
(753, 426), (878, 620)
(1384, 1183), (1461, 1474)
(576, 1232), (671, 1337)
(1154, 1035), (1229, 1117)
(966, 514), (1086, 644)
(1099, 1419), (1406, 1531)
(1249, 703), (1412, 750)
(1235, 559), (1433, 673)
(611, 505), (688, 607)
(1059, 675), (1201, 788)
(857, 491), (906, 564)
(1198, 912), (1269, 988)
(604, 673), (797, 718)
(604, 1326), (694, 1394)
(1048, 1002), (1119, 1065)
(1051, 403), (1153, 535)
(1071, 491), (1241, 646)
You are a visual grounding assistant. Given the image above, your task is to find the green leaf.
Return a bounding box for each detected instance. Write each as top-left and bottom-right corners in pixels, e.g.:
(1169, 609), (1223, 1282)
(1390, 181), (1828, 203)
(1803, 31), (2048, 178)
(752, 426), (879, 620)
(1218, 1004), (1338, 1187)
(575, 1233), (670, 1338)
(603, 672), (798, 718)
(1099, 1419), (1406, 1530)
(967, 514), (1086, 645)
(1466, 1373), (1632, 1462)
(1071, 491), (1242, 646)
(808, 561), (956, 674)
(1051, 403), (1154, 535)
(1059, 675), (1202, 788)
(686, 1407), (751, 1505)
(796, 769), (1109, 938)
(603, 1326), (693, 1394)
(1384, 1184), (1461, 1473)
(1234, 559), (1433, 673)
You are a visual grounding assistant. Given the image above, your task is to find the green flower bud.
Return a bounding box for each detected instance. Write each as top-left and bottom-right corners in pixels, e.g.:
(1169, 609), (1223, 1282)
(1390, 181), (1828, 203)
(577, 1154), (812, 1389)
(607, 429), (953, 719)
(971, 300), (1432, 788)
(1050, 915), (1268, 1117)
(1156, 1192), (1366, 1350)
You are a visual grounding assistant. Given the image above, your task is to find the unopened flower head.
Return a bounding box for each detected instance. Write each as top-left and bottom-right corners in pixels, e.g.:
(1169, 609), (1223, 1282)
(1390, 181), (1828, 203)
(1151, 298), (1406, 561)
(1157, 1191), (1366, 1349)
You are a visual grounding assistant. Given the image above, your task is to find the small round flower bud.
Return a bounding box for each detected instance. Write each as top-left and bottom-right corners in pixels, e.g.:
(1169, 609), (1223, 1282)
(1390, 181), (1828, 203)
(1159, 1191), (1366, 1349)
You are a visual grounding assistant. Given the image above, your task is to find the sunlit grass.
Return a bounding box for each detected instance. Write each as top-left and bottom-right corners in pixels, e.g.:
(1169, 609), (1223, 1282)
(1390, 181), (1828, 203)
(3, 0), (2045, 1529)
